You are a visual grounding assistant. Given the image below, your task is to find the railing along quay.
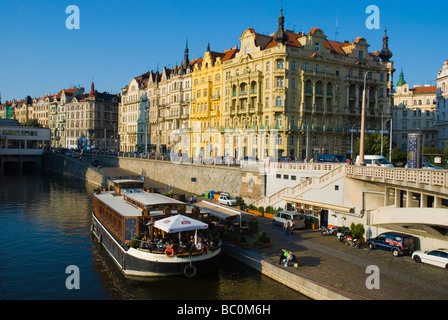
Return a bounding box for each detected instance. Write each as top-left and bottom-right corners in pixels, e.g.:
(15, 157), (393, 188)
(346, 165), (448, 193)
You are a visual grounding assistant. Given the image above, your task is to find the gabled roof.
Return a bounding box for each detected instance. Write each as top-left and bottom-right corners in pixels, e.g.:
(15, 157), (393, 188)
(410, 86), (437, 95)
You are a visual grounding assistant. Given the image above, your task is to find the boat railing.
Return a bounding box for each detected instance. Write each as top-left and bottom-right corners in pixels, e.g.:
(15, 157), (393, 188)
(132, 239), (221, 256)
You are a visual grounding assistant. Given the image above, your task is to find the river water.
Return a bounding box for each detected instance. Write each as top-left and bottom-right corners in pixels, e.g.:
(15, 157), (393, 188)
(0, 170), (308, 300)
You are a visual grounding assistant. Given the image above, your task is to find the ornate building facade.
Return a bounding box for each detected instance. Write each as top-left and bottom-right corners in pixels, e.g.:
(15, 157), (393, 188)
(117, 10), (395, 160)
(393, 71), (437, 150)
(435, 59), (448, 151)
(65, 82), (120, 150)
(219, 10), (394, 160)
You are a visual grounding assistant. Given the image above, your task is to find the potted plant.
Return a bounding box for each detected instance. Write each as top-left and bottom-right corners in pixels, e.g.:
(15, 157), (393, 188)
(191, 205), (200, 215)
(163, 206), (171, 215)
(142, 207), (149, 216)
(349, 222), (365, 243)
(177, 204), (186, 214)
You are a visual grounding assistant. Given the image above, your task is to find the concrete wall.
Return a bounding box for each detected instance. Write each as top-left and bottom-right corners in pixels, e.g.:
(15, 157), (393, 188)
(96, 155), (265, 201)
(43, 153), (112, 187)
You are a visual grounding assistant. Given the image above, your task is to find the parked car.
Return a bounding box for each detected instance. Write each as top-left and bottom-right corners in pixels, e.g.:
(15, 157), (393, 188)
(217, 195), (237, 206)
(366, 232), (415, 256)
(356, 155), (393, 167)
(422, 162), (443, 170)
(272, 211), (305, 230)
(278, 156), (295, 162)
(91, 160), (100, 167)
(412, 249), (448, 269)
(317, 154), (347, 163)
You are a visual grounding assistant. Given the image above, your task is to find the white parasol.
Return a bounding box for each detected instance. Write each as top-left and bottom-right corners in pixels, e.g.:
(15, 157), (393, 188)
(154, 214), (208, 233)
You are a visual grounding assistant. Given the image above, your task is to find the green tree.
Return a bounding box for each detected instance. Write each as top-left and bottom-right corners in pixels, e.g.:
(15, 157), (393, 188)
(21, 118), (42, 128)
(391, 147), (407, 166)
(354, 132), (389, 157)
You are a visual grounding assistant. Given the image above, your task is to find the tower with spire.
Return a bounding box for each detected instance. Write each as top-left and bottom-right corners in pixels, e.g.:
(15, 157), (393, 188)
(379, 29), (393, 62)
(89, 80), (96, 97)
(273, 7), (288, 44)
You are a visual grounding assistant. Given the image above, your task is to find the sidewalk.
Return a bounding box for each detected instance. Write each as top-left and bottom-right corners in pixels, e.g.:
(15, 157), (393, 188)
(233, 211), (448, 300)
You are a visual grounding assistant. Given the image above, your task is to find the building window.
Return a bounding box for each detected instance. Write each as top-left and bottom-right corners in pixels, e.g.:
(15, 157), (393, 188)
(277, 134), (283, 145)
(358, 50), (363, 60)
(291, 78), (296, 89)
(276, 77), (284, 87)
(277, 59), (284, 69)
(266, 61), (270, 71)
(304, 62), (308, 71)
(314, 42), (320, 52)
(275, 96), (282, 106)
(291, 61), (296, 70)
(245, 46), (250, 54)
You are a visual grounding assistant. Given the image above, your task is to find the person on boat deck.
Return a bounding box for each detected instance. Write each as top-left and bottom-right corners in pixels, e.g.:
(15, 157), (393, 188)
(157, 239), (163, 250)
(196, 238), (204, 251)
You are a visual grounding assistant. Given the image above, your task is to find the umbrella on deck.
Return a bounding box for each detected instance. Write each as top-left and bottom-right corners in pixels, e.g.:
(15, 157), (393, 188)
(154, 214), (208, 233)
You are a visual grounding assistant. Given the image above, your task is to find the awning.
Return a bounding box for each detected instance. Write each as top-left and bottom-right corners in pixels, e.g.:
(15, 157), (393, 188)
(282, 196), (354, 213)
(194, 201), (242, 220)
(154, 214), (208, 233)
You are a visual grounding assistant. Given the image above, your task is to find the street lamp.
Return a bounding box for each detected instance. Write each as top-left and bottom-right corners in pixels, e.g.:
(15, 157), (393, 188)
(350, 123), (359, 159)
(358, 70), (371, 166)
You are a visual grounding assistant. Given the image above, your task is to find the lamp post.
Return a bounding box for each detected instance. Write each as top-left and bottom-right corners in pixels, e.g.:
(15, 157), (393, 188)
(350, 123), (359, 159)
(358, 71), (371, 166)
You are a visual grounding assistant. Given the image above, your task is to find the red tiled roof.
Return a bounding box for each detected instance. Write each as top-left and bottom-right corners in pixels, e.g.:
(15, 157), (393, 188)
(410, 86), (437, 94)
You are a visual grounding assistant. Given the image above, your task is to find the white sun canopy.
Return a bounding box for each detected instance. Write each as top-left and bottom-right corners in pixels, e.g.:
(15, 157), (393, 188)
(154, 214), (208, 233)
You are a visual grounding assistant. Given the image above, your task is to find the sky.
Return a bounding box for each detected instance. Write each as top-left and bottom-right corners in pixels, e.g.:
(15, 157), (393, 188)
(0, 0), (447, 102)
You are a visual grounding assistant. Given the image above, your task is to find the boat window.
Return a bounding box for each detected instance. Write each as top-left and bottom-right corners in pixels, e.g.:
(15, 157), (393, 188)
(125, 218), (137, 241)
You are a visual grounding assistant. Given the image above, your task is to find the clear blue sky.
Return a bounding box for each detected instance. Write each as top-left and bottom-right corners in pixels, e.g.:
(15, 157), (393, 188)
(1, 0), (447, 102)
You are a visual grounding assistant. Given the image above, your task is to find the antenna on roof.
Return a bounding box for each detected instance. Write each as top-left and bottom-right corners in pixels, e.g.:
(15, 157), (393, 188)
(335, 15), (339, 40)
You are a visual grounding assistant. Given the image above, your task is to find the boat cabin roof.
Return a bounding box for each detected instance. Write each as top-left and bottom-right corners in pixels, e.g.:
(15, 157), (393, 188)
(95, 189), (185, 217)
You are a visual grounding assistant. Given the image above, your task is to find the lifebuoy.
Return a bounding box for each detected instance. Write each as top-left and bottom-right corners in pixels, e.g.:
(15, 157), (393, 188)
(184, 264), (197, 278)
(202, 245), (209, 254)
(165, 247), (174, 257)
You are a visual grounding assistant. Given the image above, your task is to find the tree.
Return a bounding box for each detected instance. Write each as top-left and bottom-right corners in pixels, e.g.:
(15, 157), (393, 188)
(354, 132), (389, 157)
(21, 118), (42, 128)
(391, 147), (407, 166)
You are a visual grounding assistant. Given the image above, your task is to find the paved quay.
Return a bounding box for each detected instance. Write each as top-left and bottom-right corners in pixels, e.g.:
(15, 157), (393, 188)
(94, 162), (448, 300)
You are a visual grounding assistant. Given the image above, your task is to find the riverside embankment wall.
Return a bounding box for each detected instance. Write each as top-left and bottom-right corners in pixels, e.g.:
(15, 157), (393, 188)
(42, 153), (113, 187)
(94, 155), (264, 200)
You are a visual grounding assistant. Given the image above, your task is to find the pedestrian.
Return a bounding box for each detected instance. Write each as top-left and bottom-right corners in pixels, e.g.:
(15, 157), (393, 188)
(288, 219), (293, 235)
(285, 251), (293, 267)
(283, 219), (289, 236)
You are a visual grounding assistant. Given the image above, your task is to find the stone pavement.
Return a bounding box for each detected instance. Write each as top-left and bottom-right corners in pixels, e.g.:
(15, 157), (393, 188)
(237, 212), (448, 300)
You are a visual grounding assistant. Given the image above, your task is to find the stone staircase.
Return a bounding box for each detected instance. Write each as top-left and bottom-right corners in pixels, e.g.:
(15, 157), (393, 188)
(251, 165), (347, 208)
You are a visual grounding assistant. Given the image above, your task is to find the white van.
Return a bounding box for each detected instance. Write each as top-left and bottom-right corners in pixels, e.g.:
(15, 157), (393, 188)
(356, 155), (393, 167)
(272, 211), (305, 230)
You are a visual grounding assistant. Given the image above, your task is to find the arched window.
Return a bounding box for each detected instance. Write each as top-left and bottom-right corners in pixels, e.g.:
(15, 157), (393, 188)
(275, 96), (282, 106)
(277, 134), (283, 145)
(276, 59), (284, 69)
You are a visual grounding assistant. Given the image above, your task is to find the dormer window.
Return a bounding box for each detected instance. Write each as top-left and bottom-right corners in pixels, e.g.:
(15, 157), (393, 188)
(245, 46), (250, 54)
(314, 42), (320, 52)
(358, 50), (363, 60)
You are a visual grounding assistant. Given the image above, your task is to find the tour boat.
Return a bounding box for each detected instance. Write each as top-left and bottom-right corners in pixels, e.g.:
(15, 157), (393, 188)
(91, 179), (221, 278)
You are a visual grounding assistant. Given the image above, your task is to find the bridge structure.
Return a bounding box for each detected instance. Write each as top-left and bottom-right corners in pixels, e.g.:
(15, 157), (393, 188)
(253, 162), (448, 250)
(0, 120), (51, 172)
